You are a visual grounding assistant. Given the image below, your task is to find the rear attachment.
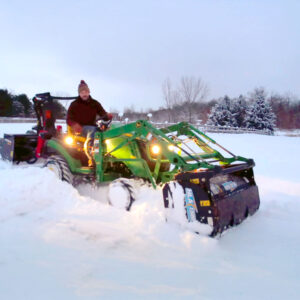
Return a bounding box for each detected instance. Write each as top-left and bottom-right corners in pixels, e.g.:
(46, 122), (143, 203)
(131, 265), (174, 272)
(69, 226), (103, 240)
(163, 162), (260, 236)
(0, 134), (38, 164)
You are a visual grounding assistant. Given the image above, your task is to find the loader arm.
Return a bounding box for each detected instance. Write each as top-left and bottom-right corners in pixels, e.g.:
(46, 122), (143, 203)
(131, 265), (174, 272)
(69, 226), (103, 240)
(91, 120), (255, 188)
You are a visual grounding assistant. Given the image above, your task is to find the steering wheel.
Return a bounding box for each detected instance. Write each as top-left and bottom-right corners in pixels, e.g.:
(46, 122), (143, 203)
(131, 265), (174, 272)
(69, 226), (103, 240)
(96, 117), (112, 131)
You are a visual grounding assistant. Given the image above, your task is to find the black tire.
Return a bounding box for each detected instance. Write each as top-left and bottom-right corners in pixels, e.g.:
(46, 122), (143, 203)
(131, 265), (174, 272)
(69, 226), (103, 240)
(244, 207), (249, 218)
(163, 181), (187, 218)
(44, 155), (74, 185)
(26, 157), (38, 164)
(108, 178), (135, 211)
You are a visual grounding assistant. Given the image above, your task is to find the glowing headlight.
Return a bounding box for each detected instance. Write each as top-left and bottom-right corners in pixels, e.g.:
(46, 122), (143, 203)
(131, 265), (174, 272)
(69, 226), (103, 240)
(151, 144), (161, 155)
(168, 145), (175, 151)
(65, 136), (74, 145)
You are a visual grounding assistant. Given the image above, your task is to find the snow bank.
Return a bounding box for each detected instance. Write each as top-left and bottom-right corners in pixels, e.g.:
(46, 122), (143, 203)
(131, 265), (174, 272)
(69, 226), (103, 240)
(0, 124), (300, 299)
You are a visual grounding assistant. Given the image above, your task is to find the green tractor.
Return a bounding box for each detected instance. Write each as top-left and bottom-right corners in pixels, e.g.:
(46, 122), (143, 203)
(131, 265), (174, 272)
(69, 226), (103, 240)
(0, 93), (260, 236)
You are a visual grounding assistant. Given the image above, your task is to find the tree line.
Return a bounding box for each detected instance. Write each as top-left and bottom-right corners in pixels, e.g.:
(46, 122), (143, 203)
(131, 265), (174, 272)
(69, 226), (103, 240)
(122, 77), (300, 130)
(206, 88), (276, 133)
(1, 81), (300, 130)
(0, 89), (66, 119)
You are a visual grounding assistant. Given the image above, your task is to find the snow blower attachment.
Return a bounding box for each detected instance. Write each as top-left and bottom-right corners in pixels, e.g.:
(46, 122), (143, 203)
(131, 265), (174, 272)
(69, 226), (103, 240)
(0, 93), (260, 236)
(0, 133), (38, 164)
(0, 93), (77, 164)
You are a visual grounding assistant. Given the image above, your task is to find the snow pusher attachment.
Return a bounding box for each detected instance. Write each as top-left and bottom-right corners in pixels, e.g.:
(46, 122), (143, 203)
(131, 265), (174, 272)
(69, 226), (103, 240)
(163, 162), (260, 236)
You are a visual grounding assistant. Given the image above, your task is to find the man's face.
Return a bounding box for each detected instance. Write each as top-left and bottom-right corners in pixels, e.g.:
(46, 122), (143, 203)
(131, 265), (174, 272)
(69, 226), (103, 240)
(79, 89), (90, 101)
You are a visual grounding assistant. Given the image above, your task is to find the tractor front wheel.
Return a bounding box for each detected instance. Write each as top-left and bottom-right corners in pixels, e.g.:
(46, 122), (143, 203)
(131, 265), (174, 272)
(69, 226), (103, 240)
(108, 178), (136, 211)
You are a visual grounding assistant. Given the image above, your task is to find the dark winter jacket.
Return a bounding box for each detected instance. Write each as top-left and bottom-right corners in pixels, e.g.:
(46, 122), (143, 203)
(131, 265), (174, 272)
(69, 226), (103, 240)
(67, 96), (107, 127)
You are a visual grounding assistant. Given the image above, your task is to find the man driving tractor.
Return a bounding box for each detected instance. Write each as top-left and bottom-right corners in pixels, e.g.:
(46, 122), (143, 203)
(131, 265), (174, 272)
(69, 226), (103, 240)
(67, 80), (112, 137)
(67, 80), (112, 166)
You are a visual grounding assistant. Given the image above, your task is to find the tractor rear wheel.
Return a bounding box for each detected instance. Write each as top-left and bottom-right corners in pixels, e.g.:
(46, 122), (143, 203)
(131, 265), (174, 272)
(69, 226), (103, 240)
(45, 155), (74, 185)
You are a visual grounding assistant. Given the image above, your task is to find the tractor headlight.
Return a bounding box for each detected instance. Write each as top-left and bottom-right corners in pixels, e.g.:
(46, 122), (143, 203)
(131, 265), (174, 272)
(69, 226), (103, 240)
(65, 136), (74, 145)
(168, 144), (175, 151)
(151, 144), (161, 155)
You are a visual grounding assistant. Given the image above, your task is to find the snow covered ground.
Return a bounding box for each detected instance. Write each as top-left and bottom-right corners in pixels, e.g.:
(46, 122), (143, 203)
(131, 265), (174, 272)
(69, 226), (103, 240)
(0, 123), (300, 300)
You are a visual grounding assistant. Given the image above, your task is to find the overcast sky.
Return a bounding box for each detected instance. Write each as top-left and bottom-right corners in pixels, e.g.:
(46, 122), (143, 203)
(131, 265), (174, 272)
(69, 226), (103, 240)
(0, 0), (299, 111)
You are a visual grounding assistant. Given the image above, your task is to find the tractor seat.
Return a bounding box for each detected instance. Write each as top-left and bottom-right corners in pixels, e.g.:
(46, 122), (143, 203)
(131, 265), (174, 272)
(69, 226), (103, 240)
(67, 125), (87, 143)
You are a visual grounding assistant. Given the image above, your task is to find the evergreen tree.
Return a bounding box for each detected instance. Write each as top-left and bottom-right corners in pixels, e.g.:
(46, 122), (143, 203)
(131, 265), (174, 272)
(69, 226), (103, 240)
(13, 94), (33, 117)
(0, 90), (33, 117)
(206, 96), (237, 127)
(27, 105), (36, 118)
(230, 95), (248, 127)
(0, 89), (13, 116)
(245, 88), (276, 133)
(12, 100), (25, 117)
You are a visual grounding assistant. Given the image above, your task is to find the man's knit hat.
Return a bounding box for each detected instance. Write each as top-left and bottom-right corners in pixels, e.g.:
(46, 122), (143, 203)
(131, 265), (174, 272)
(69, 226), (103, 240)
(78, 80), (90, 93)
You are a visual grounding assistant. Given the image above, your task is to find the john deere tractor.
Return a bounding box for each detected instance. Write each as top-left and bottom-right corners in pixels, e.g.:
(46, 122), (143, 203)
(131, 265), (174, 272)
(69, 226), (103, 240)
(0, 93), (260, 236)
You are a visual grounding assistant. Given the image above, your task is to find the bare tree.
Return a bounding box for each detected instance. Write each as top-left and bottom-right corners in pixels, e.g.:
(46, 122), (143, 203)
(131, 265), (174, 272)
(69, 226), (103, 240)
(179, 76), (208, 122)
(162, 78), (175, 122)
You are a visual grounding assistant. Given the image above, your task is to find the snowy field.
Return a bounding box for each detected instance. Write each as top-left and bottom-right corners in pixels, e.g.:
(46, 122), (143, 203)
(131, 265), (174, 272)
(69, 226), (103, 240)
(0, 123), (300, 300)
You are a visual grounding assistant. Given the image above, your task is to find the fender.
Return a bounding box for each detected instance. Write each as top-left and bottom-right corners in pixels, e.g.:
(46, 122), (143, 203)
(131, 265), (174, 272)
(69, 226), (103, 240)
(45, 139), (82, 172)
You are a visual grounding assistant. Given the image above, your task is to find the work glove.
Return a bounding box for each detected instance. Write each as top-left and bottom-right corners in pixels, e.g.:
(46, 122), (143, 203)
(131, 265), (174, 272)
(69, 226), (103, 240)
(97, 113), (113, 131)
(72, 123), (82, 135)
